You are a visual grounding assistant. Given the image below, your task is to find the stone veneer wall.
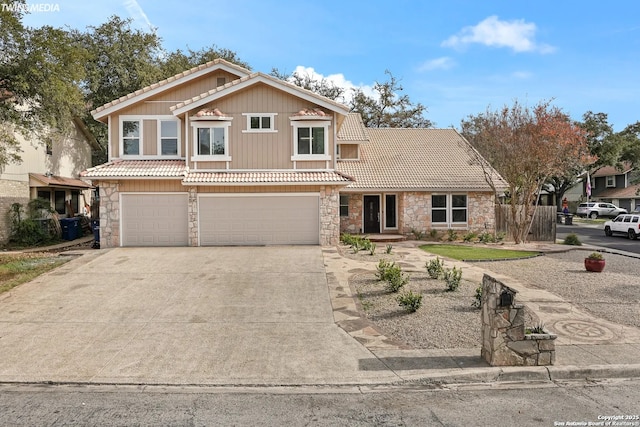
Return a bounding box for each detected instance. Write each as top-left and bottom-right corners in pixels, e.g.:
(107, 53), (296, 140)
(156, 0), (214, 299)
(320, 185), (340, 246)
(0, 179), (30, 244)
(98, 181), (120, 248)
(340, 193), (363, 234)
(481, 274), (556, 366)
(467, 192), (496, 232)
(188, 187), (198, 246)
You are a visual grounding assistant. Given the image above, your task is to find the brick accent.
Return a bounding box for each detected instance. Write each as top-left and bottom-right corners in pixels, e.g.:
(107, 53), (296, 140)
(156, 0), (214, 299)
(339, 193), (362, 234)
(0, 179), (30, 243)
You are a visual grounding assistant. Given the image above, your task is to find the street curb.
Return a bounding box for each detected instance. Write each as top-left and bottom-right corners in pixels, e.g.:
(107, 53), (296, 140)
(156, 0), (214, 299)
(547, 364), (640, 381)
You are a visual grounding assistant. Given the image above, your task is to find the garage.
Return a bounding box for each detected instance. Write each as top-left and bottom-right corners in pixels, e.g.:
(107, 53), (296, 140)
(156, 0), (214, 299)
(198, 194), (320, 245)
(121, 193), (189, 246)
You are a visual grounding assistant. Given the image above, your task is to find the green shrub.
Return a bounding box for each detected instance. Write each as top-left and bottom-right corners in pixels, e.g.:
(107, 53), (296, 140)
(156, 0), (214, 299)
(411, 228), (425, 240)
(447, 229), (458, 242)
(463, 231), (478, 242)
(426, 257), (445, 279)
(478, 232), (496, 243)
(369, 243), (376, 255)
(564, 233), (582, 246)
(385, 244), (393, 254)
(444, 266), (462, 291)
(397, 290), (423, 313)
(429, 229), (439, 239)
(8, 202), (55, 246)
(385, 266), (409, 293)
(376, 259), (395, 281)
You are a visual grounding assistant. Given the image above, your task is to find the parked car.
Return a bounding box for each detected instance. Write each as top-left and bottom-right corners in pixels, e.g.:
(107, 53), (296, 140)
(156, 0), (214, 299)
(576, 202), (627, 219)
(604, 214), (640, 240)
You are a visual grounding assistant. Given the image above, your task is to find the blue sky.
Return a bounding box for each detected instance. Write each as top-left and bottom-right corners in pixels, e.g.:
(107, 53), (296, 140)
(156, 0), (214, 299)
(20, 0), (640, 131)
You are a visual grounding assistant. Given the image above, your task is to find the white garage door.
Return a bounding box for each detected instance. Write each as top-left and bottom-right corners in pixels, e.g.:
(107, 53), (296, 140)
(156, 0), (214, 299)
(121, 193), (188, 246)
(199, 194), (319, 245)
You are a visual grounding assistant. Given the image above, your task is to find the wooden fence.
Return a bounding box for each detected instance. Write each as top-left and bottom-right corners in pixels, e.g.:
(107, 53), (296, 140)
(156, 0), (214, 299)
(495, 205), (556, 242)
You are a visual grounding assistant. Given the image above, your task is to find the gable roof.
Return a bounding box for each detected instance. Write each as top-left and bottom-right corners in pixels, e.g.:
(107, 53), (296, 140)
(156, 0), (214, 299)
(337, 128), (506, 191)
(170, 72), (350, 117)
(29, 173), (93, 189)
(91, 59), (251, 121)
(593, 163), (633, 177)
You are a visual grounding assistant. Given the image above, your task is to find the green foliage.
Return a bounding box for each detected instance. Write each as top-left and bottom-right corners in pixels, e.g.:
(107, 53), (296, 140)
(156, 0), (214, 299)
(462, 231), (478, 242)
(472, 285), (483, 309)
(478, 232), (496, 243)
(8, 201), (55, 246)
(385, 244), (393, 254)
(563, 233), (582, 246)
(444, 266), (462, 292)
(411, 228), (425, 240)
(384, 266), (409, 293)
(341, 233), (372, 253)
(429, 229), (439, 239)
(396, 290), (423, 313)
(376, 259), (395, 281)
(587, 252), (604, 260)
(369, 243), (376, 256)
(446, 229), (458, 242)
(525, 323), (547, 334)
(426, 257), (445, 279)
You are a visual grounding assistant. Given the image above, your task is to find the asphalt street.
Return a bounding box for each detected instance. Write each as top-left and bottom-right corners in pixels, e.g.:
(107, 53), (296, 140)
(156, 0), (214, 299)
(557, 222), (640, 254)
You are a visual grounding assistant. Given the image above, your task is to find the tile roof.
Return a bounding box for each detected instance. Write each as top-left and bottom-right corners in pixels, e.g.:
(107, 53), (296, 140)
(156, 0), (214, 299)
(337, 128), (506, 191)
(337, 113), (369, 142)
(81, 160), (187, 178)
(183, 171), (352, 185)
(29, 173), (93, 189)
(91, 59), (251, 119)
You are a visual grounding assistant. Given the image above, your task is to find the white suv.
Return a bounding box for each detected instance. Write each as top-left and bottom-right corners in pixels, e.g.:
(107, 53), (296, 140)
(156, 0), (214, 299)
(577, 202), (627, 219)
(604, 214), (640, 240)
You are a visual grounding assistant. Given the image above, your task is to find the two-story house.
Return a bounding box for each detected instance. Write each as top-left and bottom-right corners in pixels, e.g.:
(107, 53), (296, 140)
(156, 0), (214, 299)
(82, 59), (503, 247)
(588, 164), (640, 212)
(0, 118), (98, 243)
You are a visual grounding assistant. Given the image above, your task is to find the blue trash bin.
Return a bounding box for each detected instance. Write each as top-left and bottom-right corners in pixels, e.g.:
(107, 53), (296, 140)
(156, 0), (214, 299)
(60, 218), (79, 241)
(92, 219), (100, 243)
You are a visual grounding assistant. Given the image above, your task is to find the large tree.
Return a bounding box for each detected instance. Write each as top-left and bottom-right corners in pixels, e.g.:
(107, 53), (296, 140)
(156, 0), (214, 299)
(461, 100), (589, 243)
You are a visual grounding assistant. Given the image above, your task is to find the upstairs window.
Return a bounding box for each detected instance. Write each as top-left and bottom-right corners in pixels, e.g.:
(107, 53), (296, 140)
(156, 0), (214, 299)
(191, 120), (232, 161)
(243, 113), (277, 133)
(159, 120), (179, 156)
(122, 120), (140, 156)
(606, 175), (616, 187)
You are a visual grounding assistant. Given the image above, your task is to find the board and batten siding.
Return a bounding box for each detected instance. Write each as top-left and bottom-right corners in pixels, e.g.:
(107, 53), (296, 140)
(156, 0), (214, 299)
(118, 180), (185, 192)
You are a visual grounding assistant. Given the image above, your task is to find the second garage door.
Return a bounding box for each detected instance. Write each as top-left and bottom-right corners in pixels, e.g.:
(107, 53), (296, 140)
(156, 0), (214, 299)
(199, 194), (319, 245)
(121, 193), (189, 247)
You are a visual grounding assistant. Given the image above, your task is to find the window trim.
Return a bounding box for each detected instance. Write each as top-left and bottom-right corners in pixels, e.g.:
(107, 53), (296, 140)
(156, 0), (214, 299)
(384, 193), (398, 229)
(242, 113), (277, 133)
(606, 175), (616, 187)
(431, 193), (468, 227)
(339, 194), (349, 217)
(290, 120), (331, 161)
(190, 120), (232, 161)
(157, 119), (181, 158)
(120, 117), (142, 157)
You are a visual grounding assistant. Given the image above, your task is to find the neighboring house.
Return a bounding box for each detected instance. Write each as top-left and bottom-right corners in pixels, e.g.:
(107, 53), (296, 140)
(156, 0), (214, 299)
(0, 118), (98, 243)
(587, 164), (640, 212)
(82, 59), (504, 247)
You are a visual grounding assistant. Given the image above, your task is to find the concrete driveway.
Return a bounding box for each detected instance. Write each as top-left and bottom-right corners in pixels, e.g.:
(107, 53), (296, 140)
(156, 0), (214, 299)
(0, 247), (396, 385)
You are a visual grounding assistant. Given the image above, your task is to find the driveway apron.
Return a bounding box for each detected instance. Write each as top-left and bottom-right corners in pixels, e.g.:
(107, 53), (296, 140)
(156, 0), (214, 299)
(0, 247), (397, 385)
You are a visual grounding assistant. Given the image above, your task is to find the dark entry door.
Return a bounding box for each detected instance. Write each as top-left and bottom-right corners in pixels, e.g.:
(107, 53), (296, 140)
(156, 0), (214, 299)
(363, 195), (380, 233)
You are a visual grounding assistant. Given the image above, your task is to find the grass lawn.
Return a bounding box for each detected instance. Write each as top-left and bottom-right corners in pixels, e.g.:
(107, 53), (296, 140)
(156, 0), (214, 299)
(419, 244), (540, 261)
(0, 253), (69, 294)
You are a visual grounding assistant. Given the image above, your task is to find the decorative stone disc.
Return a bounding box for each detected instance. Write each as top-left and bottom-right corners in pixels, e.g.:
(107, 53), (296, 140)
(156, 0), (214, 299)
(552, 320), (616, 341)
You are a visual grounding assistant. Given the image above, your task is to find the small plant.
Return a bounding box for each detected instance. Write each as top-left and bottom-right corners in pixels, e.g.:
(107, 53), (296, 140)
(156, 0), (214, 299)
(369, 243), (376, 256)
(471, 285), (482, 308)
(525, 323), (546, 334)
(564, 233), (582, 246)
(385, 244), (393, 254)
(444, 266), (462, 291)
(356, 289), (373, 312)
(340, 232), (355, 246)
(496, 232), (506, 242)
(397, 290), (423, 313)
(462, 231), (478, 243)
(587, 252), (604, 260)
(385, 266), (409, 293)
(478, 232), (496, 243)
(426, 257), (445, 279)
(411, 228), (425, 240)
(376, 259), (395, 281)
(429, 229), (439, 239)
(446, 229), (457, 242)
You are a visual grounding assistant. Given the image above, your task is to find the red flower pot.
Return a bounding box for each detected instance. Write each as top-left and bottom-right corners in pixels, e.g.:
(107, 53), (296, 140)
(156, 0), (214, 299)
(584, 258), (605, 272)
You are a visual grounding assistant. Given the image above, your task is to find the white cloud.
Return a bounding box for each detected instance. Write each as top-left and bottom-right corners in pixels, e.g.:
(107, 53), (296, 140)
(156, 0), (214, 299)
(291, 66), (375, 103)
(442, 15), (555, 53)
(123, 0), (155, 32)
(417, 57), (456, 72)
(512, 71), (533, 79)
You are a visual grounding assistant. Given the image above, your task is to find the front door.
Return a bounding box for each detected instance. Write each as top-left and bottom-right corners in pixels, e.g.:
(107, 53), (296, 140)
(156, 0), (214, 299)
(363, 195), (380, 233)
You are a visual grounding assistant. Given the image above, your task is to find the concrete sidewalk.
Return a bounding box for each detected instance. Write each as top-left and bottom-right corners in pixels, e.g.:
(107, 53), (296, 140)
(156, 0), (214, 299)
(323, 241), (640, 385)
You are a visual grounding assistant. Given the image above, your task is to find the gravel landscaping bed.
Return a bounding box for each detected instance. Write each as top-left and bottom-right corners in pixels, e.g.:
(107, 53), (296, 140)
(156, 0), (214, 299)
(480, 249), (640, 328)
